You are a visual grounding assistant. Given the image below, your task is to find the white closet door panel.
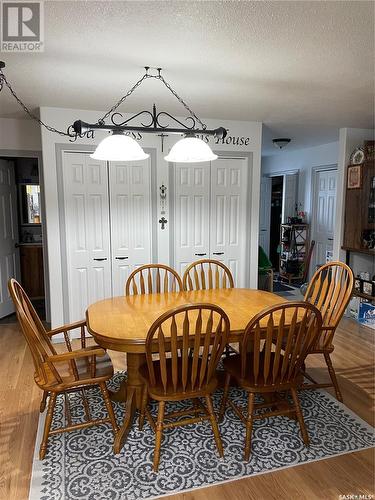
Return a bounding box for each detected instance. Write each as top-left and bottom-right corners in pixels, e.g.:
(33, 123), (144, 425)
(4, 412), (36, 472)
(210, 158), (247, 287)
(174, 163), (210, 276)
(312, 169), (337, 271)
(0, 160), (20, 318)
(62, 153), (111, 322)
(109, 160), (152, 296)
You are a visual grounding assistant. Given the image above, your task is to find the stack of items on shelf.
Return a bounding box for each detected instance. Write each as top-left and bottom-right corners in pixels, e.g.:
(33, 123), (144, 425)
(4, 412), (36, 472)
(347, 271), (375, 329)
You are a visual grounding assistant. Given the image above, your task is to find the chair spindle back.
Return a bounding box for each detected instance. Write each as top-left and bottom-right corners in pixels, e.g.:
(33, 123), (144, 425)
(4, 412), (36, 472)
(304, 261), (353, 348)
(241, 302), (322, 386)
(182, 259), (234, 291)
(145, 304), (230, 394)
(125, 264), (183, 296)
(8, 278), (59, 385)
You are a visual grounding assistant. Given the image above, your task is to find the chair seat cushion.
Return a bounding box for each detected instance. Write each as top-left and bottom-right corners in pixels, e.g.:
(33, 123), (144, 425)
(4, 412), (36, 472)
(139, 358), (218, 399)
(223, 353), (303, 391)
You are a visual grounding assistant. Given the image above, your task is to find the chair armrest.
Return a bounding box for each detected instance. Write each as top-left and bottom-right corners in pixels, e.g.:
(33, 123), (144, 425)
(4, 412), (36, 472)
(48, 320), (86, 337)
(50, 346), (106, 362)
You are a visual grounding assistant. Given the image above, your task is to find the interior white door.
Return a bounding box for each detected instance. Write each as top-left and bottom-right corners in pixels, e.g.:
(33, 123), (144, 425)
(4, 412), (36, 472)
(0, 159), (20, 318)
(312, 169), (337, 272)
(282, 173), (298, 222)
(109, 160), (152, 296)
(173, 162), (210, 276)
(259, 176), (272, 256)
(62, 152), (111, 322)
(210, 158), (248, 286)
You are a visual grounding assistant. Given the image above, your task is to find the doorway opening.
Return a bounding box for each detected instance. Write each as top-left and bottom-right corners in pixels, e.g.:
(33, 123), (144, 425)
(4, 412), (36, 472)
(0, 156), (46, 322)
(269, 176), (284, 269)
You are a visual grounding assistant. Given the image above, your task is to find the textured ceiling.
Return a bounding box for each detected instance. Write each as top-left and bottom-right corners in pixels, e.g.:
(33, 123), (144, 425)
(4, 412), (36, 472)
(0, 0), (373, 153)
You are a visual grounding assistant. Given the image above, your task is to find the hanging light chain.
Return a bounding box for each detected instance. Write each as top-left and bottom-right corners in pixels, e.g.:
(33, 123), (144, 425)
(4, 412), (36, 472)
(156, 74), (206, 130)
(98, 67), (207, 130)
(0, 67), (73, 137)
(97, 72), (149, 124)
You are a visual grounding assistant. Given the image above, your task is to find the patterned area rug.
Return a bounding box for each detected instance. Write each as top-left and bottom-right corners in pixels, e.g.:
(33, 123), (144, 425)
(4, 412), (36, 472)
(29, 372), (374, 500)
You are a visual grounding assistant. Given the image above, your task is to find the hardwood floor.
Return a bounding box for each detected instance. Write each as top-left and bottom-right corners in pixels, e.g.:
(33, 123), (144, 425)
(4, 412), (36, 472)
(0, 317), (373, 500)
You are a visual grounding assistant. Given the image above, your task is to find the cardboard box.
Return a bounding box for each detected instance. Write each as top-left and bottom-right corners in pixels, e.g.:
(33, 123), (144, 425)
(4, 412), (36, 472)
(358, 301), (375, 329)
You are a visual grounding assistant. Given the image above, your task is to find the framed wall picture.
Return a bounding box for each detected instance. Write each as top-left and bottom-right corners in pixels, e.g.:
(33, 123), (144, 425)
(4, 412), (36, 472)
(347, 164), (362, 189)
(364, 140), (375, 162)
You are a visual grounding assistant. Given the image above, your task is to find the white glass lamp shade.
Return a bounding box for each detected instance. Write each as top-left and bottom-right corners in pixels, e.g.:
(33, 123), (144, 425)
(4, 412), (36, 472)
(164, 137), (218, 163)
(90, 133), (149, 161)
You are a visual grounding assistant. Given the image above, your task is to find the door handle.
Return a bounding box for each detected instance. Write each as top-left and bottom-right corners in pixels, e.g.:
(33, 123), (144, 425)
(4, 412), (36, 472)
(260, 229), (267, 232)
(213, 252), (224, 255)
(327, 238), (333, 241)
(93, 258), (107, 261)
(195, 253), (207, 256)
(115, 257), (129, 260)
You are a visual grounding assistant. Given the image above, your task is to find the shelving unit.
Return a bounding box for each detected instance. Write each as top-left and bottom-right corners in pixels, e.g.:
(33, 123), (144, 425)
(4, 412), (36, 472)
(279, 223), (309, 284)
(342, 154), (375, 315)
(343, 159), (375, 254)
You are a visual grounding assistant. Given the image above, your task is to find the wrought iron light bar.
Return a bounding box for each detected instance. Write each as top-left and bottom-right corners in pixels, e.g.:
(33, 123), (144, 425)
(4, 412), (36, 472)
(73, 107), (227, 140)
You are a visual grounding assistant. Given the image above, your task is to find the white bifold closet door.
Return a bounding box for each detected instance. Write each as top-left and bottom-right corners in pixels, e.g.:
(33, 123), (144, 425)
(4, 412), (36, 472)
(174, 157), (248, 287)
(109, 161), (152, 296)
(173, 162), (211, 277)
(62, 153), (111, 323)
(210, 159), (248, 285)
(62, 152), (151, 322)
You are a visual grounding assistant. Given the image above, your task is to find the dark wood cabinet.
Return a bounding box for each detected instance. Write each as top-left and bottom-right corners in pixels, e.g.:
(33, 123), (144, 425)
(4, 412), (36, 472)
(19, 245), (45, 298)
(343, 160), (375, 254)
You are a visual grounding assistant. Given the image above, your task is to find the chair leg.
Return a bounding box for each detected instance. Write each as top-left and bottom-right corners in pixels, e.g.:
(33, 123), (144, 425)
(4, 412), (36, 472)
(290, 387), (310, 446)
(40, 390), (48, 413)
(139, 385), (148, 430)
(153, 401), (165, 472)
(244, 392), (255, 461)
(39, 392), (57, 460)
(205, 395), (224, 458)
(324, 352), (343, 402)
(99, 382), (119, 434)
(219, 372), (231, 422)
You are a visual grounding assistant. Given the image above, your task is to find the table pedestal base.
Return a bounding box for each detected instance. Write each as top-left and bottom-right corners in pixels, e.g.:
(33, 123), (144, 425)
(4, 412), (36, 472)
(110, 353), (146, 454)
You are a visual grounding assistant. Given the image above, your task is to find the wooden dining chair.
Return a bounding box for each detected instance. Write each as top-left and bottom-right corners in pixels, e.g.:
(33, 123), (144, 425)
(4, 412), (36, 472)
(303, 261), (354, 402)
(182, 259), (234, 291)
(138, 303), (230, 471)
(125, 264), (183, 295)
(8, 278), (118, 460)
(219, 301), (322, 460)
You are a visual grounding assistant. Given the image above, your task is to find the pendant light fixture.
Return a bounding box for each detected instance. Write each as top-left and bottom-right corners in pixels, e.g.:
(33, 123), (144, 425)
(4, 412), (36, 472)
(272, 138), (291, 149)
(164, 135), (218, 163)
(90, 131), (149, 161)
(0, 63), (227, 163)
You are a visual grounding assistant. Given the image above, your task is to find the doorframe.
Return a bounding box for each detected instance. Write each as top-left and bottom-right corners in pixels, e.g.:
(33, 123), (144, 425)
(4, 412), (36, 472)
(262, 169), (299, 267)
(310, 164), (338, 274)
(169, 150), (253, 287)
(265, 169), (299, 222)
(55, 144), (158, 323)
(0, 149), (50, 321)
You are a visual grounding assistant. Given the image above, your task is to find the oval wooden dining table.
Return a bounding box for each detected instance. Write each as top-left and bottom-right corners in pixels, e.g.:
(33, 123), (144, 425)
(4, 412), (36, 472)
(86, 287), (288, 453)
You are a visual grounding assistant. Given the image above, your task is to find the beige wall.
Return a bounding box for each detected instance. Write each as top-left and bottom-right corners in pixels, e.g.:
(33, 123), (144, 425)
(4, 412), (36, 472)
(0, 118), (41, 151)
